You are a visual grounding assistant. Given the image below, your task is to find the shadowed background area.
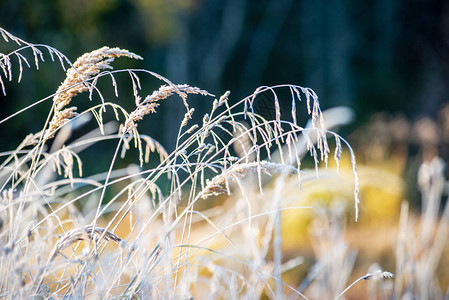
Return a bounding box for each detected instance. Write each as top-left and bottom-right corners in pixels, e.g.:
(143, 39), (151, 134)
(1, 0), (448, 206)
(1, 0), (448, 144)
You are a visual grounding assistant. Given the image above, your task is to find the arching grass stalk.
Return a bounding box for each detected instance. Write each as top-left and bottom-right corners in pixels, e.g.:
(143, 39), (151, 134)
(335, 270), (394, 300)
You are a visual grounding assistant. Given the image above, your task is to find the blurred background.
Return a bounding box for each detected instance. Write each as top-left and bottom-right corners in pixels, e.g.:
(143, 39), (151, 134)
(1, 0), (448, 201)
(1, 0), (449, 296)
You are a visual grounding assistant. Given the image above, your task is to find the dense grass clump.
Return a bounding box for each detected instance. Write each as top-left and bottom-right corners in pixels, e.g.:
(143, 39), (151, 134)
(1, 27), (447, 299)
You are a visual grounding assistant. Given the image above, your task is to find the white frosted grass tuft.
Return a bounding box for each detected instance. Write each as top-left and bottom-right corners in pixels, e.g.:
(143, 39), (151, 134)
(0, 27), (363, 299)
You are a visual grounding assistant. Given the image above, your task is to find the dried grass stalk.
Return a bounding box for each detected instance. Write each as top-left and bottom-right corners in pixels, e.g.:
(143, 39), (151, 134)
(48, 225), (122, 262)
(45, 47), (143, 140)
(201, 161), (297, 199)
(335, 270), (394, 299)
(33, 226), (122, 294)
(123, 84), (211, 133)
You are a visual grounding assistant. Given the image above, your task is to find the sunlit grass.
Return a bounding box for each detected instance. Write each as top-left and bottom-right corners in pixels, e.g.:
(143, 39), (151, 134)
(1, 27), (447, 299)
